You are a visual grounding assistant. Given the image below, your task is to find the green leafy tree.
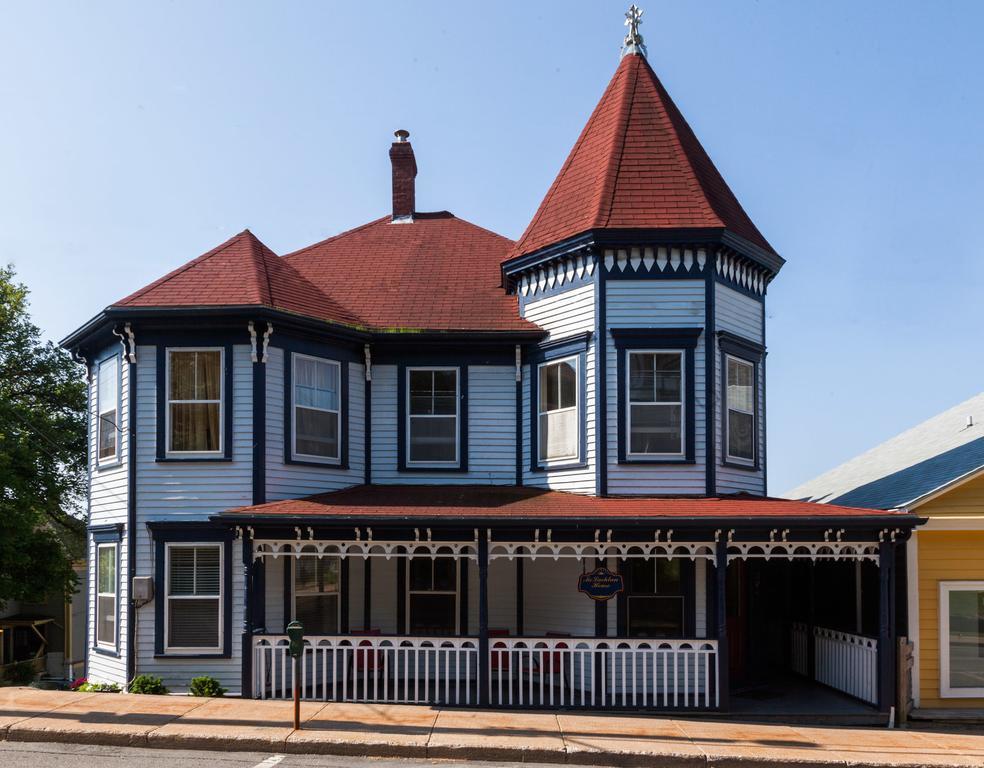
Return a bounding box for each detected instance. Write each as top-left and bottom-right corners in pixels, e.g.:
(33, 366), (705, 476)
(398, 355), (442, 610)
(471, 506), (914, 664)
(0, 265), (86, 608)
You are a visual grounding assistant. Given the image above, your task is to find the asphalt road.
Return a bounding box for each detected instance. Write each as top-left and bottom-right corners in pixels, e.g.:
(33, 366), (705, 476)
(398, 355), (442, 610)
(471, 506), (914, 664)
(0, 741), (597, 768)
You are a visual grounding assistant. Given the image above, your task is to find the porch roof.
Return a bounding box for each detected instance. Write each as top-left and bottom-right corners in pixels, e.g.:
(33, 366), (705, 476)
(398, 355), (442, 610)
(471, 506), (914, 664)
(221, 485), (917, 524)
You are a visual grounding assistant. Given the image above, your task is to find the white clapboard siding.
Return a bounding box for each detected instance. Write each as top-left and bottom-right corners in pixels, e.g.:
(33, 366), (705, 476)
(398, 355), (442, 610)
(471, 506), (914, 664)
(606, 280), (707, 494)
(520, 281), (597, 494)
(265, 347), (365, 500)
(370, 364), (515, 485)
(714, 284), (766, 495)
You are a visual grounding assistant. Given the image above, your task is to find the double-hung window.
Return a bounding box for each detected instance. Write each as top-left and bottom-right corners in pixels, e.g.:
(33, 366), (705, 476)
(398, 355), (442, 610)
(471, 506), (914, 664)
(624, 559), (684, 638)
(95, 543), (117, 648)
(627, 351), (684, 457)
(940, 582), (984, 697)
(293, 557), (340, 634)
(725, 355), (755, 464)
(407, 368), (459, 466)
(165, 544), (222, 653)
(292, 354), (341, 462)
(408, 555), (458, 635)
(97, 356), (119, 463)
(537, 357), (579, 463)
(167, 349), (223, 455)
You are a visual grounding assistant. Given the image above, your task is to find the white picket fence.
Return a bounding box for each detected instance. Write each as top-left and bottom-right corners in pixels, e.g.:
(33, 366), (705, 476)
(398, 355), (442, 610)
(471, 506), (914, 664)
(253, 635), (718, 709)
(790, 624), (878, 706)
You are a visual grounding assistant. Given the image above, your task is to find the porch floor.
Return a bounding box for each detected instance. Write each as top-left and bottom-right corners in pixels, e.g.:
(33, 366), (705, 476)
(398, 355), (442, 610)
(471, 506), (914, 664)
(730, 673), (882, 724)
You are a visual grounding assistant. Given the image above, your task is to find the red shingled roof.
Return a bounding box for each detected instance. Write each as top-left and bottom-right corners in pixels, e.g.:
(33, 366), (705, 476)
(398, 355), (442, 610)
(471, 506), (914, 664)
(511, 52), (777, 261)
(223, 485), (908, 520)
(112, 215), (539, 334)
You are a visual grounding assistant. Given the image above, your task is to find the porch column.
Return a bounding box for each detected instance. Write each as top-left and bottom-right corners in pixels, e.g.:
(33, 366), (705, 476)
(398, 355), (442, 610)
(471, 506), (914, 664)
(807, 563), (816, 680)
(878, 539), (897, 713)
(478, 534), (490, 706)
(715, 538), (729, 710)
(241, 536), (253, 699)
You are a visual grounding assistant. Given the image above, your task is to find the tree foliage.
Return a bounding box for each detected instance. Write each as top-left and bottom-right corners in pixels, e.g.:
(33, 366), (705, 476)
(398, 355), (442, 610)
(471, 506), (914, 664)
(0, 265), (87, 608)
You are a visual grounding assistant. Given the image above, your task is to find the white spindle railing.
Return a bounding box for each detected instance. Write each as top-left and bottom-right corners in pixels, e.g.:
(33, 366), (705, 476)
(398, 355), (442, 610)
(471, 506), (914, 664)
(790, 622), (809, 676)
(253, 635), (479, 705)
(489, 637), (718, 709)
(813, 626), (878, 705)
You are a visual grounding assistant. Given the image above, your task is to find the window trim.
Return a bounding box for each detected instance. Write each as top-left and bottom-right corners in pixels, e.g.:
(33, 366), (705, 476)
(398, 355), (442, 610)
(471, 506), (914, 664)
(528, 332), (591, 473)
(95, 542), (119, 650)
(291, 556), (342, 635)
(724, 354), (756, 467)
(95, 352), (121, 468)
(163, 542), (224, 655)
(939, 580), (984, 698)
(405, 556), (460, 636)
(717, 331), (764, 472)
(159, 346), (230, 461)
(536, 355), (581, 465)
(90, 524), (122, 656)
(290, 352), (343, 465)
(612, 327), (701, 465)
(625, 349), (686, 460)
(151, 524), (232, 658)
(399, 365), (468, 472)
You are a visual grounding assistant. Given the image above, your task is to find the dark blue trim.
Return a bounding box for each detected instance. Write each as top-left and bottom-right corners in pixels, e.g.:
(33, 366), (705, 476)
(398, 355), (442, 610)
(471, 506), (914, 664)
(514, 358), (523, 486)
(149, 523), (234, 658)
(526, 331), (593, 362)
(612, 328), (702, 465)
(91, 524), (123, 656)
(718, 332), (764, 472)
(94, 349), (124, 470)
(705, 274), (716, 495)
(715, 272), (768, 301)
(373, 349), (514, 366)
(364, 373), (372, 484)
(340, 557), (350, 633)
(240, 536), (252, 697)
(283, 350), (349, 470)
(283, 556), (292, 629)
(252, 353), (266, 505)
(155, 344), (234, 462)
(529, 345), (588, 473)
(397, 363), (469, 473)
(761, 300), (768, 494)
(595, 263), (607, 495)
(125, 352), (137, 687)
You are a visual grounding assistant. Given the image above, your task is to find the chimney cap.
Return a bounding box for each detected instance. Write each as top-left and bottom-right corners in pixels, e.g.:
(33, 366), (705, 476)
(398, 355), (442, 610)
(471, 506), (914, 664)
(394, 129), (410, 142)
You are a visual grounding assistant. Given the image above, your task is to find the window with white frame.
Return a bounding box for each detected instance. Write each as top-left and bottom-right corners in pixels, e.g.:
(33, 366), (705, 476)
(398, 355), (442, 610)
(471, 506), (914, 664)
(408, 554), (458, 635)
(293, 557), (340, 634)
(165, 544), (222, 652)
(725, 355), (755, 463)
(407, 368), (458, 465)
(624, 558), (684, 638)
(167, 349), (223, 455)
(537, 357), (579, 463)
(627, 351), (683, 456)
(940, 582), (984, 697)
(292, 354), (341, 462)
(95, 543), (117, 647)
(97, 356), (119, 463)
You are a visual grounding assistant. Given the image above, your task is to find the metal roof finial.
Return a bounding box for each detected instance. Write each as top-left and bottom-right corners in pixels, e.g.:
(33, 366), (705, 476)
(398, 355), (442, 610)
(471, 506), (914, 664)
(621, 4), (648, 59)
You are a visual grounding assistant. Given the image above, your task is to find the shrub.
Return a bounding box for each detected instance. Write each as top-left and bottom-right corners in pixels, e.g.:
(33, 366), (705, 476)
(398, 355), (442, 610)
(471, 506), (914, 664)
(76, 681), (121, 693)
(188, 676), (226, 698)
(128, 674), (168, 694)
(5, 661), (38, 685)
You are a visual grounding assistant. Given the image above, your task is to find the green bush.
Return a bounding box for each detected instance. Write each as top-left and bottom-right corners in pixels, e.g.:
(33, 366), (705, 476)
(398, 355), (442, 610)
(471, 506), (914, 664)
(189, 676), (226, 697)
(5, 661), (38, 685)
(128, 674), (168, 694)
(76, 681), (121, 693)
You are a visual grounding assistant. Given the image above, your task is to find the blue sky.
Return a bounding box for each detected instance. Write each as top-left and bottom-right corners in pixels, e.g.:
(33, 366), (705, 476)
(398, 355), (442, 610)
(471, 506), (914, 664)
(1, 1), (982, 494)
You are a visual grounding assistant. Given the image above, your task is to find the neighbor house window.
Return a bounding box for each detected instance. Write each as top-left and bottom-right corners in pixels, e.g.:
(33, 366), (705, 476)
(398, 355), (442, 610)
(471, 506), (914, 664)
(95, 543), (117, 648)
(625, 559), (684, 637)
(292, 354), (341, 462)
(627, 351), (684, 457)
(537, 356), (578, 463)
(940, 582), (984, 697)
(97, 356), (119, 463)
(408, 555), (458, 635)
(167, 349), (223, 455)
(293, 557), (340, 635)
(725, 356), (755, 464)
(165, 544), (222, 652)
(407, 368), (458, 465)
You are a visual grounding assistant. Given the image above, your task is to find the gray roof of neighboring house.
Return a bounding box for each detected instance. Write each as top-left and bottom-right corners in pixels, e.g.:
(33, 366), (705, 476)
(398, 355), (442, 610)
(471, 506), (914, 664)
(785, 392), (984, 511)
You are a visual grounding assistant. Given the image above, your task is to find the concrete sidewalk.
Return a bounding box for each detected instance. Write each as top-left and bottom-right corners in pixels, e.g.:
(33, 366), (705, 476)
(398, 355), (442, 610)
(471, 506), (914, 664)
(1, 687), (981, 767)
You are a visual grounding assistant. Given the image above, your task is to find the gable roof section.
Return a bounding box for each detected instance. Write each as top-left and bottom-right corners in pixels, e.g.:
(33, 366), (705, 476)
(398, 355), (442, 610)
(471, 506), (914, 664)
(786, 392), (984, 510)
(112, 215), (539, 334)
(510, 52), (777, 261)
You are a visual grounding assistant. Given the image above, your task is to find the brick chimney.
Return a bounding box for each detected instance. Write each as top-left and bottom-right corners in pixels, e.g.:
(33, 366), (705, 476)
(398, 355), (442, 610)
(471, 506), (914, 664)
(389, 129), (416, 221)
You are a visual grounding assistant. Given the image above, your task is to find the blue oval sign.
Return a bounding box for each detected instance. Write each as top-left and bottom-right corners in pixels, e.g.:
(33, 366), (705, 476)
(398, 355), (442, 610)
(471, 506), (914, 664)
(577, 567), (624, 601)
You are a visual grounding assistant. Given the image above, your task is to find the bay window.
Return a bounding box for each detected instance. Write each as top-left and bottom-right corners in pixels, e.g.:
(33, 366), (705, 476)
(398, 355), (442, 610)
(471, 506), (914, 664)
(166, 349), (223, 455)
(406, 367), (459, 466)
(95, 543), (117, 648)
(725, 355), (755, 463)
(165, 543), (222, 653)
(537, 356), (579, 463)
(940, 582), (984, 697)
(627, 351), (683, 457)
(292, 353), (341, 462)
(97, 355), (119, 463)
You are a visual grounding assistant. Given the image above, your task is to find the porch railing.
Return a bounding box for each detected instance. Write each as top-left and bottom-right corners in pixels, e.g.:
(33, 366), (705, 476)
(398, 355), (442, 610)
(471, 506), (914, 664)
(254, 635), (717, 709)
(814, 626), (878, 705)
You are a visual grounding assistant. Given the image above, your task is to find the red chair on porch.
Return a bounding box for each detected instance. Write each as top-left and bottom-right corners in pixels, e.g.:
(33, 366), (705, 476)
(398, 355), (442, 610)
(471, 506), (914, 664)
(538, 631), (572, 697)
(489, 628), (511, 675)
(349, 629), (383, 692)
